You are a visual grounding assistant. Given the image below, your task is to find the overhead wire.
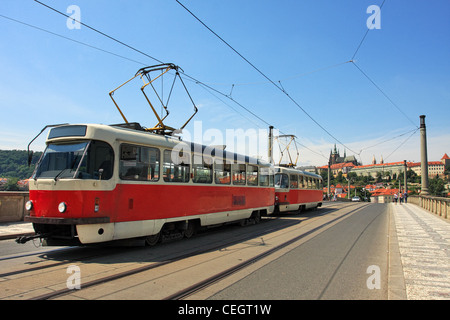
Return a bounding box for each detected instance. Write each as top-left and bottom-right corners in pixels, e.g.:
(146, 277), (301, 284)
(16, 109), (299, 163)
(29, 0), (414, 163)
(349, 0), (417, 129)
(0, 14), (148, 66)
(351, 0), (386, 60)
(351, 61), (418, 128)
(1, 11), (273, 130)
(33, 0), (164, 65)
(358, 127), (419, 154)
(178, 0), (419, 160)
(383, 127), (419, 161)
(194, 60), (352, 87)
(175, 0), (359, 156)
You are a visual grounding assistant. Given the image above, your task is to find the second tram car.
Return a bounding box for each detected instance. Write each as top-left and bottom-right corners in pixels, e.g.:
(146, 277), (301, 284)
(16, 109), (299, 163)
(274, 166), (323, 213)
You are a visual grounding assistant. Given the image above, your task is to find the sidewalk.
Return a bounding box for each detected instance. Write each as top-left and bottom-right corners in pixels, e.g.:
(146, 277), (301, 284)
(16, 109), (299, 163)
(391, 202), (450, 299)
(0, 221), (34, 240)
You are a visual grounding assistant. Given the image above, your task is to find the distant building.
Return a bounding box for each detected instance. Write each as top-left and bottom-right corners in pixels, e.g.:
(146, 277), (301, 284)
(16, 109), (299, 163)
(408, 153), (449, 178)
(317, 162), (355, 178)
(352, 161), (406, 179)
(370, 188), (399, 203)
(352, 153), (449, 179)
(317, 145), (359, 177)
(329, 144), (359, 166)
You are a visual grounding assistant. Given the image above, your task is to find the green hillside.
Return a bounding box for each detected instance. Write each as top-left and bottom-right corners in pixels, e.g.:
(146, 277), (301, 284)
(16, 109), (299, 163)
(0, 150), (43, 180)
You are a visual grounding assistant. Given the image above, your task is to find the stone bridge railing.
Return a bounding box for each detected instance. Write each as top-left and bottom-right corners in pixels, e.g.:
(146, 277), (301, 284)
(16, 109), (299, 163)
(409, 195), (449, 219)
(0, 191), (29, 223)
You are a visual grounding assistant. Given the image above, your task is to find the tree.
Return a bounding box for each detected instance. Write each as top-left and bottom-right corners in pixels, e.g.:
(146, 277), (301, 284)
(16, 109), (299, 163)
(4, 177), (19, 191)
(375, 171), (382, 183)
(429, 176), (445, 197)
(406, 169), (420, 183)
(0, 150), (42, 180)
(347, 172), (358, 181)
(319, 169), (328, 184)
(336, 171), (345, 184)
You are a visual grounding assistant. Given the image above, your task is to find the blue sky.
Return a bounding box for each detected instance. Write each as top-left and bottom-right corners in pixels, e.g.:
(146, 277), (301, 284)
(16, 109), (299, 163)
(1, 0), (449, 166)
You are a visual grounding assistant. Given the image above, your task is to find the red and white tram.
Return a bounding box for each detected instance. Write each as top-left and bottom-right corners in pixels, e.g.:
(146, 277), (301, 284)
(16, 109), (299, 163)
(274, 166), (323, 214)
(23, 123), (275, 245)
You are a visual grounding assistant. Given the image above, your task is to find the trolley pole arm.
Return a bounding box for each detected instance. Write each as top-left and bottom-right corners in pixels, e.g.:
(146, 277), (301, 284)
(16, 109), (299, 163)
(140, 65), (174, 131)
(109, 73), (143, 124)
(178, 71), (198, 130)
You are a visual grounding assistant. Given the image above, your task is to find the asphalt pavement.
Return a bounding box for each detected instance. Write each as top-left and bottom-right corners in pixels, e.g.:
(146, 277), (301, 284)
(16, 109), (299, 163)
(1, 202), (449, 299)
(208, 203), (450, 300)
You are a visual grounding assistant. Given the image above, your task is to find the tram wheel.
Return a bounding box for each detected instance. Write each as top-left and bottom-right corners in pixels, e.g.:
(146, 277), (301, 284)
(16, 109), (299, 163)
(184, 221), (196, 239)
(145, 232), (161, 246)
(253, 211), (261, 224)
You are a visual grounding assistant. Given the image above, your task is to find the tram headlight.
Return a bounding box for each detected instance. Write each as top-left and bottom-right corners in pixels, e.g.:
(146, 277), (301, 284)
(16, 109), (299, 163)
(58, 202), (67, 213)
(25, 200), (33, 211)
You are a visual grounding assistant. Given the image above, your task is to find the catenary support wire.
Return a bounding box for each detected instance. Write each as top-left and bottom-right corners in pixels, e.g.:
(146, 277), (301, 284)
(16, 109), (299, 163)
(175, 0), (359, 155)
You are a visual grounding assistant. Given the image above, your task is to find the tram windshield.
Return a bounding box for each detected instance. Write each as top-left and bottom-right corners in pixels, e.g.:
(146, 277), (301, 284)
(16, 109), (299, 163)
(33, 140), (114, 180)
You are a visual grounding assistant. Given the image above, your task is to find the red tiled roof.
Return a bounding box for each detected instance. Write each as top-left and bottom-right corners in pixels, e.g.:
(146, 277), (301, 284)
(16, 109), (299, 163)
(353, 161), (407, 169)
(442, 153), (450, 160)
(354, 160), (445, 169)
(409, 161), (444, 167)
(317, 162), (355, 170)
(370, 188), (398, 196)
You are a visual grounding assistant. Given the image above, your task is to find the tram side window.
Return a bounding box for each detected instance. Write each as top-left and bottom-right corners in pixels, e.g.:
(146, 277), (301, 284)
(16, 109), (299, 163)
(192, 154), (213, 183)
(259, 167), (270, 187)
(290, 174), (298, 188)
(87, 140), (115, 180)
(275, 173), (289, 189)
(299, 175), (304, 188)
(232, 164), (246, 185)
(215, 161), (231, 185)
(163, 149), (190, 183)
(119, 144), (160, 181)
(247, 165), (258, 186)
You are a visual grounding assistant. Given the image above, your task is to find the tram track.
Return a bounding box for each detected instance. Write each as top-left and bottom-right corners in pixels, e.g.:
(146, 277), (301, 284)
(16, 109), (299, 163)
(0, 202), (362, 300)
(42, 203), (364, 300)
(0, 246), (133, 278)
(163, 202), (369, 300)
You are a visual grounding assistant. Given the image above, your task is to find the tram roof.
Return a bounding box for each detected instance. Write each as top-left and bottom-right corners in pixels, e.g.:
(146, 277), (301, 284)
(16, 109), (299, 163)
(274, 166), (322, 179)
(46, 123), (272, 167)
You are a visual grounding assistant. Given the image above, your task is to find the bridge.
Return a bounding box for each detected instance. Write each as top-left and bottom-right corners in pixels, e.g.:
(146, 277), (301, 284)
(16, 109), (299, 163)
(0, 193), (448, 300)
